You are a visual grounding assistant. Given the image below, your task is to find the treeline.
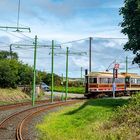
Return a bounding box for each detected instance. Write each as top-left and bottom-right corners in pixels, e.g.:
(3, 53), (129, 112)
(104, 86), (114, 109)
(0, 51), (61, 88)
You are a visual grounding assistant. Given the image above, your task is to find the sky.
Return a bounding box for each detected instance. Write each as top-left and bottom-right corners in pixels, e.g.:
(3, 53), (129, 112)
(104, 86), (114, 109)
(0, 0), (139, 77)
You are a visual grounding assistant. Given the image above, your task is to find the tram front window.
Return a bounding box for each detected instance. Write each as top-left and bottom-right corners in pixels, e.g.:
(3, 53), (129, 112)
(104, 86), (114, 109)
(89, 77), (97, 83)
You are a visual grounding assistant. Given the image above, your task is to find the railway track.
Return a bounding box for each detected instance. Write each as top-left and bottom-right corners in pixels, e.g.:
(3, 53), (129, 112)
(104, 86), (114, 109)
(0, 99), (60, 111)
(0, 100), (82, 140)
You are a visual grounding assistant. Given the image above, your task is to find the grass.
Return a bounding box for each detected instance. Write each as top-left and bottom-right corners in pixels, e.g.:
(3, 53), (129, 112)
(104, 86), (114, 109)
(54, 86), (85, 94)
(37, 98), (129, 140)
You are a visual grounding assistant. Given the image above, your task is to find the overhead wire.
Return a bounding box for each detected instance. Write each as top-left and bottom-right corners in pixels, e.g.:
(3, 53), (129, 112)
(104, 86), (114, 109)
(93, 37), (128, 40)
(0, 28), (33, 43)
(58, 37), (89, 46)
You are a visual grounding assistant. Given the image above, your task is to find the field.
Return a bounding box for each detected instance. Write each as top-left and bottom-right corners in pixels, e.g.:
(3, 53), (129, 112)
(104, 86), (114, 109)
(54, 86), (85, 94)
(37, 98), (129, 140)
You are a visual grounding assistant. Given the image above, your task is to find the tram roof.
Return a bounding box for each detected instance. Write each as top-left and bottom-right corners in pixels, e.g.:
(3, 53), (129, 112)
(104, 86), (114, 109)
(86, 72), (140, 78)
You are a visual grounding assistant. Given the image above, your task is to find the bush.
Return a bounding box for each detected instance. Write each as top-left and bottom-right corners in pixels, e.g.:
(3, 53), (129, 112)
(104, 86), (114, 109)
(102, 93), (140, 140)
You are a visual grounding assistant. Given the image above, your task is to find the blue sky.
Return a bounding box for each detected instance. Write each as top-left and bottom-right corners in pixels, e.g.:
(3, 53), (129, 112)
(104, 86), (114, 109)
(0, 0), (139, 77)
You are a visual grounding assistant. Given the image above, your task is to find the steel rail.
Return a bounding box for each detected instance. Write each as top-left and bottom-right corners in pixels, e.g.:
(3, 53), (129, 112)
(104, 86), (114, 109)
(16, 100), (80, 140)
(0, 99), (60, 111)
(0, 101), (63, 128)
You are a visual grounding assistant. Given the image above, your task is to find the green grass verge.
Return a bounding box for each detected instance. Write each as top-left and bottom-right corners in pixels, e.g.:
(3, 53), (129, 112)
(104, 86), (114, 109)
(53, 86), (85, 94)
(37, 98), (129, 140)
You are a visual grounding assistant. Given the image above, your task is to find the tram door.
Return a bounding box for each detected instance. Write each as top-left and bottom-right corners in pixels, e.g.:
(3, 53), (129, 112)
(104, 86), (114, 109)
(125, 76), (130, 87)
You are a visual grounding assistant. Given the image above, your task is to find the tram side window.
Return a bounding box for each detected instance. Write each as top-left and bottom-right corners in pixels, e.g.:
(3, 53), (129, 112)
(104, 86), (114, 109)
(100, 78), (108, 83)
(137, 79), (140, 84)
(131, 78), (137, 84)
(115, 78), (125, 83)
(108, 78), (112, 83)
(89, 77), (97, 83)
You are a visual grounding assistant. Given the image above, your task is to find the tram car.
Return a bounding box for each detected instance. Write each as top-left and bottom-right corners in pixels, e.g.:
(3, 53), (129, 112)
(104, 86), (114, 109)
(85, 71), (140, 98)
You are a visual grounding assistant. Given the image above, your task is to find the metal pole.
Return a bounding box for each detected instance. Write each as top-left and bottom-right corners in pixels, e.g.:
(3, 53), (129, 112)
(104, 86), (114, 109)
(9, 44), (12, 59)
(81, 67), (83, 81)
(125, 56), (128, 93)
(126, 56), (128, 74)
(62, 73), (64, 84)
(65, 47), (69, 101)
(61, 73), (64, 101)
(85, 69), (88, 94)
(17, 0), (21, 31)
(51, 40), (54, 102)
(113, 68), (115, 98)
(32, 35), (37, 106)
(89, 37), (92, 73)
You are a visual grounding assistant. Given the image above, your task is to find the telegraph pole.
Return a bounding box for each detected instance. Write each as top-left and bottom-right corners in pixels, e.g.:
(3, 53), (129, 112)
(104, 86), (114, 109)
(32, 35), (37, 106)
(89, 37), (92, 73)
(51, 40), (54, 102)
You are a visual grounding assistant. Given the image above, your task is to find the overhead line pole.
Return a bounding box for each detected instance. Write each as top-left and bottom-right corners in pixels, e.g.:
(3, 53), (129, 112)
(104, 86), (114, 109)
(126, 56), (128, 74)
(89, 37), (92, 73)
(51, 40), (54, 102)
(9, 44), (12, 59)
(65, 47), (69, 101)
(32, 35), (37, 106)
(10, 41), (60, 104)
(0, 0), (30, 32)
(51, 50), (87, 101)
(17, 0), (20, 31)
(125, 56), (128, 93)
(81, 67), (83, 82)
(61, 73), (64, 101)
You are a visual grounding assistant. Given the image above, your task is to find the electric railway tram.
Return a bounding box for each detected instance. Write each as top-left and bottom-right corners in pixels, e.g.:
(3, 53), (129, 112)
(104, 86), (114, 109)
(85, 71), (140, 98)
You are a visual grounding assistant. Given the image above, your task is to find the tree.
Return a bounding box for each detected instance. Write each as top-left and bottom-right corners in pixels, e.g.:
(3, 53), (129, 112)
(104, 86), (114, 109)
(0, 59), (19, 88)
(42, 73), (61, 86)
(0, 51), (18, 59)
(18, 63), (34, 85)
(120, 0), (140, 65)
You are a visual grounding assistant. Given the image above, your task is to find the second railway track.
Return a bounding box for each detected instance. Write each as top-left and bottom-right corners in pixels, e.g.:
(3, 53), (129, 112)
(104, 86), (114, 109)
(0, 100), (82, 140)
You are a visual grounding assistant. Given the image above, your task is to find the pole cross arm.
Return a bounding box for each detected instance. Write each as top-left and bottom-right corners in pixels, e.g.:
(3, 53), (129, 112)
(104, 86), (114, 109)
(49, 51), (87, 56)
(69, 52), (87, 56)
(10, 44), (61, 48)
(0, 26), (31, 32)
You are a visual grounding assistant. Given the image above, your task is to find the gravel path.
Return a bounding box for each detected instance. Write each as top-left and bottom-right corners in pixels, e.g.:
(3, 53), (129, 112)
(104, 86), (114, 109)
(0, 104), (33, 122)
(45, 91), (85, 98)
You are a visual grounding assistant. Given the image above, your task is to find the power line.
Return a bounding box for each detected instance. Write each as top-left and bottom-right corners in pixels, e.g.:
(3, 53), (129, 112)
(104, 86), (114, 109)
(0, 29), (32, 42)
(58, 37), (89, 45)
(93, 37), (128, 40)
(17, 32), (34, 42)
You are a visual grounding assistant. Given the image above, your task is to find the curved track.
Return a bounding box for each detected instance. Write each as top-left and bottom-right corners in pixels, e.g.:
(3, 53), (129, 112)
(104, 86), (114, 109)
(0, 99), (60, 111)
(0, 100), (81, 140)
